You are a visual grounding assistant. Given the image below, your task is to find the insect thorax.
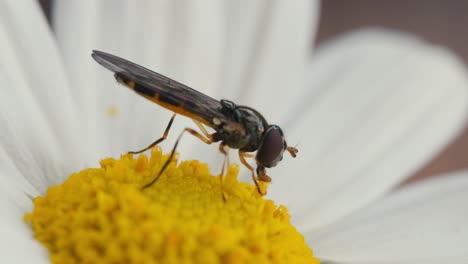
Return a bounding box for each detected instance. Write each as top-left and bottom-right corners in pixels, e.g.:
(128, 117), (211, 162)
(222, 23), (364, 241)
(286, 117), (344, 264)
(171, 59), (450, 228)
(214, 100), (268, 152)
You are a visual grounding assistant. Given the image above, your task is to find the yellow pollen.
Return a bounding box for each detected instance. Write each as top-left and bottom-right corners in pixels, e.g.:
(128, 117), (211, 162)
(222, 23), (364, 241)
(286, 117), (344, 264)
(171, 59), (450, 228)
(25, 148), (318, 264)
(106, 104), (118, 118)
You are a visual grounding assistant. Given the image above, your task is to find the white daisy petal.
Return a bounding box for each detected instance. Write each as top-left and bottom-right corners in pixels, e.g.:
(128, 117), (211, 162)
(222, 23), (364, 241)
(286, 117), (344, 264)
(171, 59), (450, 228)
(0, 129), (47, 263)
(0, 146), (39, 211)
(221, 0), (318, 123)
(53, 0), (126, 157)
(310, 171), (468, 263)
(0, 0), (81, 148)
(0, 1), (85, 178)
(269, 29), (468, 230)
(0, 7), (85, 191)
(0, 197), (49, 264)
(0, 61), (50, 191)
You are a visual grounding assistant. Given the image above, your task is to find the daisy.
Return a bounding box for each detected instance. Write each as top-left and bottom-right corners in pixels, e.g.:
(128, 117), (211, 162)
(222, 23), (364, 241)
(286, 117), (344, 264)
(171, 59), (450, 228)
(1, 1), (468, 263)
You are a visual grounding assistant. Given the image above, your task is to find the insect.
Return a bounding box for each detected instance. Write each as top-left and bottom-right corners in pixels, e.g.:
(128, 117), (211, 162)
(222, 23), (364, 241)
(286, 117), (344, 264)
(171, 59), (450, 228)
(92, 50), (298, 195)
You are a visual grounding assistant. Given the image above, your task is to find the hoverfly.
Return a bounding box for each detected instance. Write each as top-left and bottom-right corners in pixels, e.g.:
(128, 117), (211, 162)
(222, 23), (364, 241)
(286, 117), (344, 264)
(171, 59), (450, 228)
(92, 50), (298, 195)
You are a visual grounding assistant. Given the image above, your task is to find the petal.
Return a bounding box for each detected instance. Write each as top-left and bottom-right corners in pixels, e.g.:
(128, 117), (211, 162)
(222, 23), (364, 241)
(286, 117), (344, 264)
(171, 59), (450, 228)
(0, 0), (83, 154)
(221, 0), (318, 121)
(0, 147), (48, 263)
(0, 1), (87, 191)
(269, 29), (468, 230)
(309, 171), (468, 263)
(0, 197), (49, 263)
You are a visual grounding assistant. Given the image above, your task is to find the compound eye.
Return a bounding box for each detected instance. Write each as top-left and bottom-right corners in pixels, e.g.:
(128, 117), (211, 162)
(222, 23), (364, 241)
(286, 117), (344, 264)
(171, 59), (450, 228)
(256, 125), (286, 168)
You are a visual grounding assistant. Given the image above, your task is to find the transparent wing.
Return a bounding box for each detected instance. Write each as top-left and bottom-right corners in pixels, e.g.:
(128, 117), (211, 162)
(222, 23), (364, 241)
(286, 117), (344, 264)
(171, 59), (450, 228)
(92, 50), (227, 128)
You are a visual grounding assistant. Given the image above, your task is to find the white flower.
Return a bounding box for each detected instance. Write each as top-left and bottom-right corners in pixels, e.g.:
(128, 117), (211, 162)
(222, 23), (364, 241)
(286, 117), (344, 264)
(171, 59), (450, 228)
(1, 1), (468, 263)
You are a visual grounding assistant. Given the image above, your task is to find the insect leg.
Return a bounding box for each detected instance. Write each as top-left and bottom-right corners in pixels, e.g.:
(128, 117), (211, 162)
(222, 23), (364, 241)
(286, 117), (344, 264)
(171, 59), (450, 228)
(193, 120), (229, 199)
(219, 144), (230, 175)
(241, 152), (255, 158)
(239, 153), (271, 183)
(239, 151), (264, 196)
(128, 113), (176, 154)
(193, 120), (211, 139)
(218, 144), (229, 200)
(142, 127), (213, 189)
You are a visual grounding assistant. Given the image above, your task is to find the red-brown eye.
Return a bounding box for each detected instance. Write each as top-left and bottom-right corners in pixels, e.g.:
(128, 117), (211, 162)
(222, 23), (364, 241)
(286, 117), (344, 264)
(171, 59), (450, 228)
(256, 125), (286, 168)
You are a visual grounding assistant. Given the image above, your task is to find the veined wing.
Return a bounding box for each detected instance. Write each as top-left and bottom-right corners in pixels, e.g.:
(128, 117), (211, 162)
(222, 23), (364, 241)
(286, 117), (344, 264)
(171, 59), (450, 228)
(92, 50), (225, 128)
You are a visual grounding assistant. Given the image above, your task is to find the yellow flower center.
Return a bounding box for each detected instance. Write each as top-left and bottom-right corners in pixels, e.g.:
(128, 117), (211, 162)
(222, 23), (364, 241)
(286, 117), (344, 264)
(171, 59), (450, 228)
(25, 148), (318, 264)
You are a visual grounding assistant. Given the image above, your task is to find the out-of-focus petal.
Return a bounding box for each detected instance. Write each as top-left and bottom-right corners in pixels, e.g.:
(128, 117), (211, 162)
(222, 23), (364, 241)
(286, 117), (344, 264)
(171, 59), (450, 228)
(221, 0), (318, 122)
(309, 171), (468, 263)
(0, 2), (85, 260)
(0, 146), (38, 211)
(0, 1), (86, 176)
(0, 196), (49, 263)
(269, 29), (468, 230)
(0, 1), (92, 191)
(0, 136), (48, 263)
(53, 0), (226, 157)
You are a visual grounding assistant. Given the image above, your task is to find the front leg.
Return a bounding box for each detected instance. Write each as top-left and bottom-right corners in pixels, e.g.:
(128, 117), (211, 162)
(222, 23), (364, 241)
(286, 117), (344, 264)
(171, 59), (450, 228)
(239, 151), (266, 196)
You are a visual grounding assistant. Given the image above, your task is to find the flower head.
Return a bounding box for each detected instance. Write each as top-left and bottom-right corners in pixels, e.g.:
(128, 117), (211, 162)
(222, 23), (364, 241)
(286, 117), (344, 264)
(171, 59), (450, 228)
(26, 148), (318, 264)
